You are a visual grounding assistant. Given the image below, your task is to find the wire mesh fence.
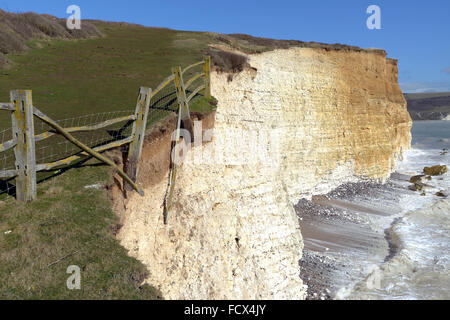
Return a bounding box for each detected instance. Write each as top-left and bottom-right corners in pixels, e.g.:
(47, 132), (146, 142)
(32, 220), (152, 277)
(0, 127), (14, 170)
(0, 127), (13, 146)
(183, 63), (206, 103)
(0, 151), (16, 198)
(147, 80), (177, 128)
(0, 58), (209, 200)
(33, 110), (135, 166)
(0, 96), (177, 199)
(0, 110), (137, 199)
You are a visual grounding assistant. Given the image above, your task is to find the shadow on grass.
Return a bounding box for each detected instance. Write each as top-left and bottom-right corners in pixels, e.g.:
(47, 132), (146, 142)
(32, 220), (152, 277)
(0, 91), (212, 201)
(0, 130), (127, 200)
(0, 115), (138, 200)
(0, 156), (109, 200)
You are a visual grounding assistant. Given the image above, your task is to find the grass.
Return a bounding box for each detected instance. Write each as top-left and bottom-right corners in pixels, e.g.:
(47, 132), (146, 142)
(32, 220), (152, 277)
(0, 10), (101, 56)
(0, 22), (215, 125)
(0, 19), (218, 299)
(189, 96), (217, 113)
(0, 162), (161, 299)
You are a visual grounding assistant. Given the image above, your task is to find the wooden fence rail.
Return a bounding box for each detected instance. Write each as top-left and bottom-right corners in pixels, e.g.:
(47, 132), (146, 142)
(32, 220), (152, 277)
(0, 57), (211, 202)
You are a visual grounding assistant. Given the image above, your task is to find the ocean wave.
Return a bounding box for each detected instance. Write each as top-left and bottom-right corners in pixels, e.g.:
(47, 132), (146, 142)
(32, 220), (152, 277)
(346, 198), (450, 299)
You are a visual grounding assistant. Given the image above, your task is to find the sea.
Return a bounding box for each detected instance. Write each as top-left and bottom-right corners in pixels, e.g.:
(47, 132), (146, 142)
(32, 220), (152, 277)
(347, 120), (449, 299)
(298, 120), (450, 300)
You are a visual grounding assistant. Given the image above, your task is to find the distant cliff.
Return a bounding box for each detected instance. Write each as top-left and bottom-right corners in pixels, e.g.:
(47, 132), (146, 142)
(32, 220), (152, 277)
(405, 92), (450, 120)
(115, 45), (412, 299)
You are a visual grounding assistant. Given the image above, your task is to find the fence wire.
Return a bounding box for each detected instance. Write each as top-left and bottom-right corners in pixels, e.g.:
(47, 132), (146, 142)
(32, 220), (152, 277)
(0, 151), (16, 198)
(0, 110), (136, 199)
(0, 126), (15, 196)
(0, 62), (206, 199)
(0, 127), (13, 145)
(33, 110), (135, 166)
(183, 64), (206, 103)
(147, 80), (177, 128)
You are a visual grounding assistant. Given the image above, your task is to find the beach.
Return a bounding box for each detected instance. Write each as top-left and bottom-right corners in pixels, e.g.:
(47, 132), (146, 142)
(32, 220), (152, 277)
(297, 121), (450, 300)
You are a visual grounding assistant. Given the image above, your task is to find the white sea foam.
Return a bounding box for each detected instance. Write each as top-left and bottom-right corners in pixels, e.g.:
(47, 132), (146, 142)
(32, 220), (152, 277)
(344, 122), (450, 300)
(303, 122), (449, 300)
(347, 198), (450, 299)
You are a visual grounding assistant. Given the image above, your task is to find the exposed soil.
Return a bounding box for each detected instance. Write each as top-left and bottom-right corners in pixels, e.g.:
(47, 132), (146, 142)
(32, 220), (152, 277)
(107, 110), (216, 222)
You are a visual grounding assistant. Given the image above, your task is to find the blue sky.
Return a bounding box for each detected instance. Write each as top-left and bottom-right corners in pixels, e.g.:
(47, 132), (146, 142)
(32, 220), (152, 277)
(1, 0), (449, 93)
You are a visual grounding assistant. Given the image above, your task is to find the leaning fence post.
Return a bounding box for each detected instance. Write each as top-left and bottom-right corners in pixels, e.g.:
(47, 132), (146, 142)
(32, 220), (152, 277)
(10, 90), (37, 201)
(172, 66), (193, 137)
(203, 56), (211, 99)
(125, 87), (152, 191)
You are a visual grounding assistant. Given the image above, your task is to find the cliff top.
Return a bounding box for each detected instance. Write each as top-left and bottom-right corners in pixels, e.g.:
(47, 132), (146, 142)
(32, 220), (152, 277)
(213, 33), (387, 56)
(0, 10), (390, 71)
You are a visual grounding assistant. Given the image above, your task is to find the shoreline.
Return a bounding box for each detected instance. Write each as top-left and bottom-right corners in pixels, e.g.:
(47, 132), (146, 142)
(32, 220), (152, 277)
(297, 142), (449, 299)
(296, 178), (417, 300)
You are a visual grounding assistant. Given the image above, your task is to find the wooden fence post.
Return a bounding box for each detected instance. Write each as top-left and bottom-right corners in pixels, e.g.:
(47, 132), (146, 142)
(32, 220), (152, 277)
(173, 66), (193, 137)
(203, 56), (211, 99)
(125, 87), (152, 191)
(10, 90), (37, 201)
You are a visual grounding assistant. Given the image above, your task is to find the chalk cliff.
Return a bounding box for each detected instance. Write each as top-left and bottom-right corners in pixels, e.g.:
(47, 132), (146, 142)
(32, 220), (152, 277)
(116, 47), (411, 299)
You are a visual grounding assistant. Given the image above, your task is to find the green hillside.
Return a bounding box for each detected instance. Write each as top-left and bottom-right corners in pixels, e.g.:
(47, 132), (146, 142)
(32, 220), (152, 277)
(0, 21), (215, 125)
(0, 16), (218, 300)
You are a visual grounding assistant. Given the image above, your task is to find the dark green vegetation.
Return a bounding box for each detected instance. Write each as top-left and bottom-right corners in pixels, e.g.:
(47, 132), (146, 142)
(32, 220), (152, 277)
(0, 12), (220, 299)
(404, 92), (450, 120)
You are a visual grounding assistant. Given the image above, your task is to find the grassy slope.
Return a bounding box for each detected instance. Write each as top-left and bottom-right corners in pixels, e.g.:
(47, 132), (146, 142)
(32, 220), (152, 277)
(0, 22), (213, 124)
(0, 164), (162, 299)
(0, 21), (216, 299)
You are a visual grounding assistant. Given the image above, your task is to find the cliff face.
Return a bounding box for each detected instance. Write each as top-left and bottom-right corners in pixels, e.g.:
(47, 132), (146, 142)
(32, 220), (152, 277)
(230, 48), (411, 201)
(116, 47), (411, 299)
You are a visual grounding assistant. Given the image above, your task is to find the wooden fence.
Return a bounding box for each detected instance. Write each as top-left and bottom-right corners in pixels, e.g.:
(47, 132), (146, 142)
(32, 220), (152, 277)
(0, 56), (211, 202)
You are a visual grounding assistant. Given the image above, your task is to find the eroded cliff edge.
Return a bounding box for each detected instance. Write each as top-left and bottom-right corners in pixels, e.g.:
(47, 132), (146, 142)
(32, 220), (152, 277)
(115, 47), (412, 299)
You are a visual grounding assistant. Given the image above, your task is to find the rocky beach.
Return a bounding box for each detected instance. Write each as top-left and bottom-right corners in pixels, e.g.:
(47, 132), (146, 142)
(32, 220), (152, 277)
(297, 121), (449, 300)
